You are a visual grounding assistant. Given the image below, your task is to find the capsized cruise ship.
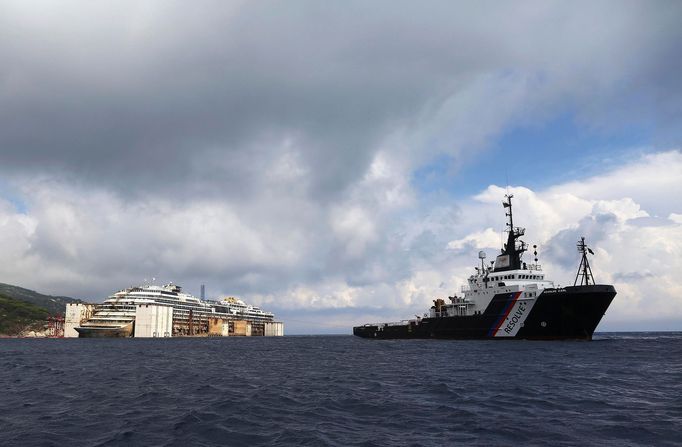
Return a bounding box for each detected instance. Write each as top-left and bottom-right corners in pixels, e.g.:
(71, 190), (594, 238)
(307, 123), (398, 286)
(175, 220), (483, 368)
(74, 283), (282, 337)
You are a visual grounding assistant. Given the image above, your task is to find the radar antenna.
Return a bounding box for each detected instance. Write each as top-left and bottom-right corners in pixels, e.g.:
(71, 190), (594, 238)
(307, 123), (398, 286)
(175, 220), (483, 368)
(574, 237), (595, 286)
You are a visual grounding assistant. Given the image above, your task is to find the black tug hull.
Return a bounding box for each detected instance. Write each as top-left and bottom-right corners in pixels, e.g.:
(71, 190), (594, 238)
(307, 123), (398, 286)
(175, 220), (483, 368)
(353, 285), (616, 341)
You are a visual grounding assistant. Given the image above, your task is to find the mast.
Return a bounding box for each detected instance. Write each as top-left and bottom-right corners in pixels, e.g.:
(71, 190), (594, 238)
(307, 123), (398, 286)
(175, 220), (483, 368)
(505, 194), (514, 233)
(574, 237), (595, 286)
(492, 194), (526, 272)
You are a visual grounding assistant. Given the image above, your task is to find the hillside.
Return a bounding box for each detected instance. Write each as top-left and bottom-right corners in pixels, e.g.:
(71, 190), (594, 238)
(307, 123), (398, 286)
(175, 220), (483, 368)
(0, 293), (50, 336)
(0, 283), (82, 316)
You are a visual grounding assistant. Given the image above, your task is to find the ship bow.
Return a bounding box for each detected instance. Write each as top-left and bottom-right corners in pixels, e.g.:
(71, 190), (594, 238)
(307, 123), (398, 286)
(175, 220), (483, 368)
(518, 285), (616, 340)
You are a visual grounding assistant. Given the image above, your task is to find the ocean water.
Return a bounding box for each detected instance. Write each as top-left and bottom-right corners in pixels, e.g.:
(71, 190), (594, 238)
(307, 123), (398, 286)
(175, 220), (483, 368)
(1, 333), (681, 447)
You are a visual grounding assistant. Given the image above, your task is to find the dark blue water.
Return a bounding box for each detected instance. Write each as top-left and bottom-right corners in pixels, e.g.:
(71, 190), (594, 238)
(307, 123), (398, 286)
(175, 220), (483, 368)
(1, 333), (681, 446)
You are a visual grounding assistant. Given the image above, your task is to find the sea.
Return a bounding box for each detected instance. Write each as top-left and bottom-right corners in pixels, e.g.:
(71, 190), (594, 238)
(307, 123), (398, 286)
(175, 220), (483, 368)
(1, 333), (681, 446)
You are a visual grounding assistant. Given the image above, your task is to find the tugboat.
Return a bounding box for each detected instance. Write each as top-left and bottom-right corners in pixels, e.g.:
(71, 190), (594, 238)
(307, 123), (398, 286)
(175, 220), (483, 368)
(353, 195), (616, 340)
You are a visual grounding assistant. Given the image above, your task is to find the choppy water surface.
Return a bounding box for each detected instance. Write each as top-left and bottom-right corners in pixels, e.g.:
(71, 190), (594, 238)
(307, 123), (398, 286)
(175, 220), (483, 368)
(1, 333), (681, 446)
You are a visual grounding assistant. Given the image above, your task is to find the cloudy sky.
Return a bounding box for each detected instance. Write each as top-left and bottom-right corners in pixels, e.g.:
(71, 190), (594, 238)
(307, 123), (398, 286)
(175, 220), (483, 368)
(1, 1), (680, 333)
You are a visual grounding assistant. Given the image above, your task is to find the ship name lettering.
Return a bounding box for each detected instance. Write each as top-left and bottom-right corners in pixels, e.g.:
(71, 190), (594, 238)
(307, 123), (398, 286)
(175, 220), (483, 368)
(503, 303), (527, 334)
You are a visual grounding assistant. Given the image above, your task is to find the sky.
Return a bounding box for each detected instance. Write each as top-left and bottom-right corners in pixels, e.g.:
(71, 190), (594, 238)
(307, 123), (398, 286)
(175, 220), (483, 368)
(0, 0), (681, 334)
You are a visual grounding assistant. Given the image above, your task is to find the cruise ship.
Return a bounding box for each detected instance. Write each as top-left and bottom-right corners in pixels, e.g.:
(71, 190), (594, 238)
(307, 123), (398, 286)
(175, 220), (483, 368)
(74, 284), (277, 337)
(353, 195), (617, 340)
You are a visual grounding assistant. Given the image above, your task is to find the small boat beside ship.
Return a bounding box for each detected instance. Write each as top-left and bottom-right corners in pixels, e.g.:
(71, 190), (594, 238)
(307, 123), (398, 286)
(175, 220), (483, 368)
(353, 195), (616, 340)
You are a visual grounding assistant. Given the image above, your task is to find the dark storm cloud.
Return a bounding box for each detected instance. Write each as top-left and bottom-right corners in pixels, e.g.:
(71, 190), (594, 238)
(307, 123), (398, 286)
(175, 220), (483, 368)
(1, 1), (681, 201)
(0, 1), (455, 198)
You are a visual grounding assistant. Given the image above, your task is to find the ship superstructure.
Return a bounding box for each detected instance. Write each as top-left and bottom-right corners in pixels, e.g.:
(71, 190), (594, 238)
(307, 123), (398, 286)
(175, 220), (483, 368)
(75, 284), (279, 337)
(353, 195), (616, 340)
